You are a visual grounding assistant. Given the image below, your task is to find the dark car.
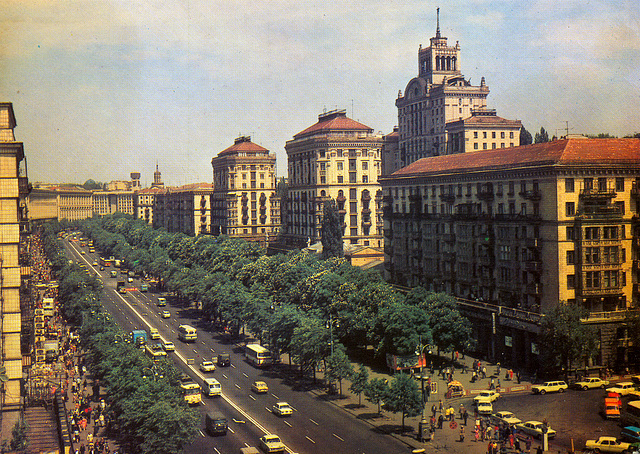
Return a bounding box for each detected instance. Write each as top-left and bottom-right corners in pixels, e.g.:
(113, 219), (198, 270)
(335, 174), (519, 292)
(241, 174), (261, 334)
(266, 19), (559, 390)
(621, 426), (640, 443)
(217, 353), (230, 367)
(205, 411), (228, 435)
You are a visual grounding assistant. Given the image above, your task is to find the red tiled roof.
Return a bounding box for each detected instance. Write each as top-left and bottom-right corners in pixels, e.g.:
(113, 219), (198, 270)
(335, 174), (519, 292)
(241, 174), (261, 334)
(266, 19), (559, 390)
(388, 138), (640, 178)
(219, 139), (268, 156)
(137, 187), (164, 194)
(294, 111), (372, 139)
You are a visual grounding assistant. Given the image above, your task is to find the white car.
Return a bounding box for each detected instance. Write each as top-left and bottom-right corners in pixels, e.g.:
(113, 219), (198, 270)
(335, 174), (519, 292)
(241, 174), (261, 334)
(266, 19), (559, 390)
(161, 341), (175, 352)
(161, 310), (171, 318)
(516, 421), (556, 439)
(492, 411), (522, 425)
(474, 390), (500, 404)
(531, 381), (568, 394)
(199, 361), (216, 372)
(573, 377), (609, 390)
(477, 401), (493, 415)
(607, 382), (637, 396)
(259, 434), (285, 453)
(272, 402), (293, 417)
(127, 276), (134, 283)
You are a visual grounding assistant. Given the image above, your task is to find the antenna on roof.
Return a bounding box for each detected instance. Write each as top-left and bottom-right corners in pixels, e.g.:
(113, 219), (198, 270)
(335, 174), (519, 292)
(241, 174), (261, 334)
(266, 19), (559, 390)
(351, 99), (354, 119)
(436, 7), (441, 38)
(563, 121), (574, 138)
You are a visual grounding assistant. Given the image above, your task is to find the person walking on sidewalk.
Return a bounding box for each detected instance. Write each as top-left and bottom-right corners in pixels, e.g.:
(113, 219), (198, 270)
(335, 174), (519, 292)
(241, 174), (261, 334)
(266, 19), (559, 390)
(463, 408), (469, 426)
(459, 425), (465, 442)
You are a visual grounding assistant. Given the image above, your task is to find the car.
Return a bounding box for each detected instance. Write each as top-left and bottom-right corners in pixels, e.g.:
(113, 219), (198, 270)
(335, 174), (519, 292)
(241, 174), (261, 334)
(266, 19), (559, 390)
(100, 266), (105, 270)
(127, 276), (134, 283)
(474, 390), (501, 404)
(491, 411), (522, 426)
(477, 401), (493, 415)
(573, 377), (609, 390)
(200, 361), (216, 373)
(607, 382), (637, 396)
(161, 341), (175, 352)
(258, 434), (285, 453)
(161, 311), (171, 318)
(531, 381), (568, 394)
(251, 381), (268, 393)
(621, 426), (640, 444)
(585, 436), (631, 453)
(272, 402), (293, 417)
(217, 353), (231, 367)
(92, 261), (98, 266)
(80, 250), (86, 254)
(515, 421), (557, 439)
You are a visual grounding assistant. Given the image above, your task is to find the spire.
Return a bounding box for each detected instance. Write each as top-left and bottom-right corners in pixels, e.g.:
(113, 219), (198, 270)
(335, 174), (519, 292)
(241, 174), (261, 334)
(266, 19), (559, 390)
(435, 7), (441, 38)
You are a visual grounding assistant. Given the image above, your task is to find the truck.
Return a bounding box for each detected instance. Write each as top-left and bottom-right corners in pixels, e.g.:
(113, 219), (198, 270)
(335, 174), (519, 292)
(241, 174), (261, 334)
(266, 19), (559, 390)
(117, 281), (126, 294)
(131, 329), (147, 347)
(42, 297), (55, 317)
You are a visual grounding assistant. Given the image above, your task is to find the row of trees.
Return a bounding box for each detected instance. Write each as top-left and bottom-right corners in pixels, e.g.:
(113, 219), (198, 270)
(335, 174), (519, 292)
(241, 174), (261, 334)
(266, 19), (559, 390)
(41, 224), (200, 454)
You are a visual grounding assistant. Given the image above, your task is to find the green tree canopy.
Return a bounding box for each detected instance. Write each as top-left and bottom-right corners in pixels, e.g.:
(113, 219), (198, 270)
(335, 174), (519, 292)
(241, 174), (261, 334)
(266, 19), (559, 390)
(519, 126), (533, 145)
(385, 372), (423, 431)
(534, 127), (550, 143)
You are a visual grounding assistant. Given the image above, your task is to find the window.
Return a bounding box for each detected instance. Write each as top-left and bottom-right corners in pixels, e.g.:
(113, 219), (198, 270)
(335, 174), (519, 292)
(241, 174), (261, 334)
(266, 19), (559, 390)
(616, 177), (624, 192)
(598, 177), (607, 191)
(501, 132), (505, 139)
(566, 226), (575, 240)
(565, 202), (575, 216)
(350, 201), (357, 213)
(603, 246), (618, 263)
(584, 178), (593, 190)
(350, 215), (357, 225)
(521, 203), (527, 215)
(584, 247), (599, 264)
(566, 250), (575, 265)
(349, 159), (357, 170)
(603, 226), (618, 239)
(585, 227), (599, 240)
(362, 161), (368, 170)
(483, 143), (487, 150)
(474, 132), (478, 139)
(474, 143), (478, 150)
(615, 201), (625, 215)
(349, 172), (357, 183)
(508, 182), (515, 195)
(483, 132), (487, 139)
(337, 176), (343, 183)
(349, 188), (357, 199)
(362, 175), (369, 183)
(492, 132), (496, 139)
(567, 275), (575, 289)
(565, 178), (574, 193)
(337, 161), (343, 170)
(510, 132), (514, 139)
(585, 271), (600, 288)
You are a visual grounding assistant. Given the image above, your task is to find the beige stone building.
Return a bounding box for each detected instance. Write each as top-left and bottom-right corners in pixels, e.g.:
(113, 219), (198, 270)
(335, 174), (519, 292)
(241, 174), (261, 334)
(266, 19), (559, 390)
(92, 190), (135, 216)
(135, 186), (163, 225)
(0, 103), (30, 409)
(211, 136), (280, 242)
(284, 109), (384, 248)
(394, 11), (520, 169)
(380, 137), (640, 369)
(153, 183), (215, 236)
(28, 186), (93, 222)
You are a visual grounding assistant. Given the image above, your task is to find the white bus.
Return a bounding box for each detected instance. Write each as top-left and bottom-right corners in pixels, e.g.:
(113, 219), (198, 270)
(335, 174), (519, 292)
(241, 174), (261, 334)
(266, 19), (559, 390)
(245, 344), (271, 367)
(177, 324), (197, 343)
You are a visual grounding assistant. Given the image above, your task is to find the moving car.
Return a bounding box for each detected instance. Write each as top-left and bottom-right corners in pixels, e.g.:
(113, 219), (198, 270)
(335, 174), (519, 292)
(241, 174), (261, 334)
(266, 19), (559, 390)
(217, 353), (231, 367)
(203, 378), (222, 397)
(491, 411), (522, 426)
(127, 276), (134, 283)
(272, 402), (293, 417)
(573, 377), (609, 390)
(474, 390), (500, 404)
(258, 434), (285, 453)
(477, 401), (493, 415)
(251, 381), (268, 393)
(606, 382), (637, 396)
(149, 328), (160, 340)
(584, 436), (630, 453)
(531, 381), (568, 394)
(161, 340), (175, 352)
(93, 261), (98, 266)
(515, 421), (557, 439)
(200, 361), (216, 373)
(161, 310), (171, 318)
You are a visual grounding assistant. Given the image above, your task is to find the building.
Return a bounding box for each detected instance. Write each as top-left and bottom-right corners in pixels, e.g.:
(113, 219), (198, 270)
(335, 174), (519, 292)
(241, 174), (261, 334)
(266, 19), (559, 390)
(394, 9), (520, 170)
(151, 164), (164, 189)
(210, 136), (280, 242)
(284, 109), (384, 248)
(381, 127), (400, 176)
(153, 183), (215, 236)
(135, 186), (164, 225)
(380, 137), (640, 369)
(92, 190), (135, 216)
(28, 186), (93, 222)
(0, 103), (30, 410)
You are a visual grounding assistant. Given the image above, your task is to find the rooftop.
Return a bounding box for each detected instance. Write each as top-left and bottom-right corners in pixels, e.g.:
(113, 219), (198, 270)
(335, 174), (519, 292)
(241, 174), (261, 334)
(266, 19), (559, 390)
(218, 136), (269, 157)
(293, 109), (372, 139)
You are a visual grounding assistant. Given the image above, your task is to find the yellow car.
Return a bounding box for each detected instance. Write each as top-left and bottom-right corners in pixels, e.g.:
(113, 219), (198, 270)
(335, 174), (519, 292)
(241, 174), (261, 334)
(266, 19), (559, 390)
(251, 381), (268, 393)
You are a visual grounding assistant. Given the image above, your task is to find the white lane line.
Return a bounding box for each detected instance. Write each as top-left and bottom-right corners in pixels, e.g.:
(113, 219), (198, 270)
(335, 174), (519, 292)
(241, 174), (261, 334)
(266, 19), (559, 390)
(235, 384), (241, 389)
(214, 448), (221, 454)
(250, 395), (255, 401)
(210, 348), (215, 353)
(228, 427), (235, 434)
(265, 407), (271, 412)
(199, 430), (205, 437)
(284, 420), (292, 427)
(332, 433), (344, 441)
(310, 419), (319, 426)
(242, 373), (248, 378)
(231, 364), (236, 368)
(271, 393), (279, 399)
(222, 374), (228, 379)
(289, 405), (298, 412)
(201, 341), (206, 345)
(305, 436), (315, 444)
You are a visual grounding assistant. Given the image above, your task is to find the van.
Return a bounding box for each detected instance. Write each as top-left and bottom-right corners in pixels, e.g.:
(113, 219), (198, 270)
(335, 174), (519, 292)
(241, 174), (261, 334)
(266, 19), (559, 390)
(149, 328), (160, 340)
(203, 378), (222, 397)
(157, 297), (167, 307)
(603, 397), (621, 419)
(205, 411), (228, 435)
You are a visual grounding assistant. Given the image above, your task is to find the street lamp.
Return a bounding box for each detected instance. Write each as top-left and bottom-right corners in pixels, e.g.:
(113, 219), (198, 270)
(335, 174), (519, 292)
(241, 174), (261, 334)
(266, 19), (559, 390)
(415, 336), (431, 442)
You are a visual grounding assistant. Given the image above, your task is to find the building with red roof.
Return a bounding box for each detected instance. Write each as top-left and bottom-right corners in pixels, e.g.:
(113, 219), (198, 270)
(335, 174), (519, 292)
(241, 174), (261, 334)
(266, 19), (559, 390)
(380, 137), (640, 370)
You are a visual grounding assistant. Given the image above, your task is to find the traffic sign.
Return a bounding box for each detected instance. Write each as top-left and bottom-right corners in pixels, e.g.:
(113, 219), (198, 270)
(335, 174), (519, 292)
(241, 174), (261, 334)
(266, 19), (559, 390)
(449, 420), (457, 430)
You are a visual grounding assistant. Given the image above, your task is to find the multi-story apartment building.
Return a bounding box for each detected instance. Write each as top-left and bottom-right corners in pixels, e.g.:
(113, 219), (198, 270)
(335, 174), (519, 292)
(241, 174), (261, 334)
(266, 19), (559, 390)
(284, 109), (384, 249)
(135, 186), (163, 225)
(153, 183), (215, 236)
(92, 190), (135, 216)
(381, 137), (640, 369)
(394, 11), (520, 169)
(211, 136), (280, 242)
(28, 186), (93, 222)
(0, 103), (30, 409)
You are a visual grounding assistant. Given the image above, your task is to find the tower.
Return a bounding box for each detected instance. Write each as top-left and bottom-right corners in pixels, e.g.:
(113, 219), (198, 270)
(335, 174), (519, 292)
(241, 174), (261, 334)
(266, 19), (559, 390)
(151, 164), (164, 189)
(418, 7), (461, 85)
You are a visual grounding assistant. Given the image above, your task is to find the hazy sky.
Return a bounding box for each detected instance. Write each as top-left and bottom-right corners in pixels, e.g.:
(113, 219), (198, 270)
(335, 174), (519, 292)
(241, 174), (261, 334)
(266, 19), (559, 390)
(1, 0), (638, 186)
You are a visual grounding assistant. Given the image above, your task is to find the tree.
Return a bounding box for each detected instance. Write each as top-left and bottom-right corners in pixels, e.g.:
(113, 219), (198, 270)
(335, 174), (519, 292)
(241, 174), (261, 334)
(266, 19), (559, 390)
(321, 199), (343, 259)
(324, 345), (353, 396)
(364, 377), (388, 414)
(519, 126), (533, 145)
(538, 304), (598, 378)
(349, 364), (369, 406)
(420, 293), (472, 357)
(82, 179), (102, 190)
(534, 127), (550, 144)
(385, 372), (423, 431)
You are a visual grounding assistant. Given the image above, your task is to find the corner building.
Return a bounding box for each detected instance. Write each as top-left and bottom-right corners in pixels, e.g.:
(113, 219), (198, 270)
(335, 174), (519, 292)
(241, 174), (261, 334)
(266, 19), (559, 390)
(394, 14), (520, 169)
(211, 136), (280, 242)
(284, 110), (383, 248)
(380, 137), (640, 369)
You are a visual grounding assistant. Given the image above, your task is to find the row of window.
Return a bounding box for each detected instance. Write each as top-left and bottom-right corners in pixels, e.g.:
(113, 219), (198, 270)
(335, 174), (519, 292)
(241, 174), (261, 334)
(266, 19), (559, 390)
(566, 225), (624, 240)
(473, 131), (515, 140)
(567, 271), (625, 289)
(565, 177), (626, 192)
(566, 246), (623, 264)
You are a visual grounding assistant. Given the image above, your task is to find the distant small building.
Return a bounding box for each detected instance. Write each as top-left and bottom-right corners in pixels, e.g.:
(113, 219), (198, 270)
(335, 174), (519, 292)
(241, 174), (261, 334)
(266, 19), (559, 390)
(28, 186), (93, 221)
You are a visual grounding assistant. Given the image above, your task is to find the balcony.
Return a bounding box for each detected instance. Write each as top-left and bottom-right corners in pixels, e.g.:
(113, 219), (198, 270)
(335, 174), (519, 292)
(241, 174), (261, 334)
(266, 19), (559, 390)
(526, 283), (542, 295)
(442, 233), (455, 243)
(525, 237), (541, 248)
(520, 190), (542, 201)
(477, 188), (494, 200)
(580, 188), (617, 199)
(580, 286), (623, 296)
(361, 208), (371, 216)
(440, 192), (456, 202)
(524, 261), (542, 273)
(631, 183), (640, 199)
(442, 252), (456, 262)
(361, 220), (372, 227)
(577, 205), (622, 218)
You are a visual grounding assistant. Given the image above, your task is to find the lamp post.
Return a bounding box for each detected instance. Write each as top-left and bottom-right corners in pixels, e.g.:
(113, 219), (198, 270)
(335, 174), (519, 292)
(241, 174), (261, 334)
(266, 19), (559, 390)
(415, 336), (430, 442)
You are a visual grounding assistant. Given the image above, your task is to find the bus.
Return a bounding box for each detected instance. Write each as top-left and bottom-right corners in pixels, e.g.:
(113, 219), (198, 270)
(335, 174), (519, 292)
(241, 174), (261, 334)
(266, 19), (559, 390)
(177, 324), (197, 343)
(623, 400), (640, 427)
(179, 376), (202, 405)
(245, 344), (271, 367)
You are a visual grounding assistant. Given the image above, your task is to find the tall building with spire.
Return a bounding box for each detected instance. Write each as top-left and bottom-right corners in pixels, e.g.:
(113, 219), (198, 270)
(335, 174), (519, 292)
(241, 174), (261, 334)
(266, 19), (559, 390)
(393, 9), (521, 170)
(151, 164), (164, 189)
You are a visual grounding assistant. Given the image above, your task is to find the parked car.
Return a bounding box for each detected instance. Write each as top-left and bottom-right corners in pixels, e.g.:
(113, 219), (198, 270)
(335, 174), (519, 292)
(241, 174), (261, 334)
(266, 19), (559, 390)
(515, 421), (556, 439)
(474, 390), (501, 404)
(574, 377), (609, 390)
(258, 434), (285, 453)
(584, 436), (630, 453)
(251, 381), (268, 393)
(272, 402), (293, 417)
(531, 381), (568, 394)
(200, 361), (216, 373)
(606, 382), (637, 396)
(491, 411), (522, 425)
(621, 426), (640, 444)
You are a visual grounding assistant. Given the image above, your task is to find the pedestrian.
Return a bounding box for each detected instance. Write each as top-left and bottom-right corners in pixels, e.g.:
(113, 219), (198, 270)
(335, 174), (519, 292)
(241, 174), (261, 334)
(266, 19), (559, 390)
(535, 446), (542, 454)
(497, 379), (501, 392)
(482, 366), (487, 378)
(525, 435), (532, 452)
(438, 399), (443, 413)
(510, 369), (514, 381)
(474, 426), (479, 442)
(459, 403), (465, 419)
(430, 415), (436, 432)
(431, 404), (437, 417)
(490, 378), (495, 389)
(517, 371), (521, 384)
(463, 409), (468, 426)
(459, 425), (465, 442)
(438, 414), (444, 429)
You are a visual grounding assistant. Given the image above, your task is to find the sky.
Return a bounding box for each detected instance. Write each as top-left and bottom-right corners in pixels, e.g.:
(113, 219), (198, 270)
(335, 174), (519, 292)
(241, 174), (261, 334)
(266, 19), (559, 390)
(1, 0), (639, 186)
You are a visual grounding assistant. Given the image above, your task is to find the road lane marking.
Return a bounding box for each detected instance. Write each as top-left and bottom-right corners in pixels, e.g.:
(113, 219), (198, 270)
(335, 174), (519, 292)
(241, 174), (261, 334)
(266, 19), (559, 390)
(243, 373), (248, 378)
(332, 433), (344, 441)
(228, 427), (235, 434)
(305, 436), (315, 444)
(211, 348), (215, 353)
(289, 405), (297, 412)
(199, 430), (205, 437)
(250, 395), (255, 401)
(201, 341), (206, 345)
(235, 384), (241, 389)
(222, 374), (228, 379)
(284, 420), (292, 427)
(214, 448), (221, 454)
(310, 419), (319, 425)
(231, 364), (236, 368)
(265, 407), (271, 412)
(271, 393), (279, 399)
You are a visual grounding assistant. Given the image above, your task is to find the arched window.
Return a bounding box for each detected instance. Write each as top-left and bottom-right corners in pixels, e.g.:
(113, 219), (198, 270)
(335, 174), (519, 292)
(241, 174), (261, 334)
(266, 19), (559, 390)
(452, 57), (457, 71)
